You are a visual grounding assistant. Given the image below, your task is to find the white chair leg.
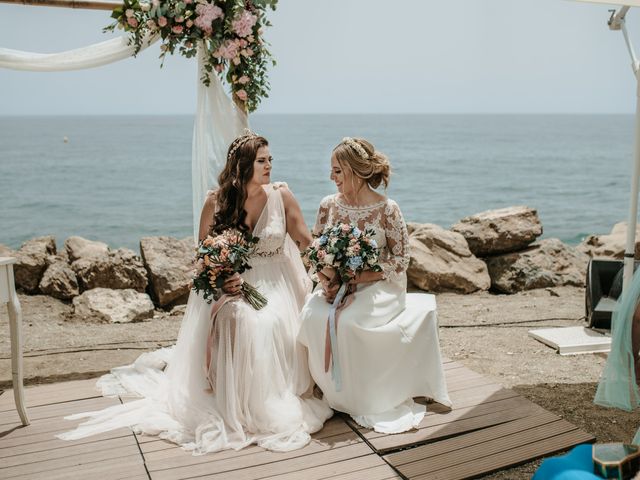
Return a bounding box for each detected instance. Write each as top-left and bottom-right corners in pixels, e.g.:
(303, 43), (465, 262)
(8, 292), (29, 426)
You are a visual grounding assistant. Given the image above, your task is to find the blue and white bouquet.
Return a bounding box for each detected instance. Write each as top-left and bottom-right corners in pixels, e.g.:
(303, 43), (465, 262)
(305, 222), (382, 283)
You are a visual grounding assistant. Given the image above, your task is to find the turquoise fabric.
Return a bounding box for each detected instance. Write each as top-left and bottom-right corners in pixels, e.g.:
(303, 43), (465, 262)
(594, 266), (640, 443)
(533, 444), (600, 479)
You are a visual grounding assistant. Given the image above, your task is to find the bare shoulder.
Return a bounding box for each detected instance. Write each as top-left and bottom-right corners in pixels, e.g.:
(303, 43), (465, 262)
(202, 190), (218, 209)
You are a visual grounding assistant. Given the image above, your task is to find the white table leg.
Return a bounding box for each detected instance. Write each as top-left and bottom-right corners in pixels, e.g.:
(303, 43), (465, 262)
(7, 277), (29, 426)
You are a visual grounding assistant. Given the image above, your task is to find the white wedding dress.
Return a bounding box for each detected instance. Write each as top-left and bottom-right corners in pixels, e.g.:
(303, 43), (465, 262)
(298, 194), (451, 434)
(58, 183), (333, 453)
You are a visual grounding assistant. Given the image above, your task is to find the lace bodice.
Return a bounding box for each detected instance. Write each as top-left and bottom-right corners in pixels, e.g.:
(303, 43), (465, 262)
(313, 194), (410, 281)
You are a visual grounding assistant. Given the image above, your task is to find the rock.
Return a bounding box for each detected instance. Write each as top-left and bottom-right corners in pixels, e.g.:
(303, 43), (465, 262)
(451, 206), (543, 256)
(407, 223), (491, 293)
(64, 236), (109, 262)
(0, 243), (16, 258)
(39, 257), (79, 300)
(140, 236), (195, 307)
(577, 222), (640, 259)
(72, 288), (155, 323)
(13, 236), (57, 293)
(406, 222), (422, 236)
(72, 248), (148, 292)
(485, 238), (589, 293)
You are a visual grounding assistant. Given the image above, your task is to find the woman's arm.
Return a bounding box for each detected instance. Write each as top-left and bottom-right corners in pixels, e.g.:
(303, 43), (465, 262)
(349, 200), (410, 285)
(280, 187), (312, 251)
(197, 192), (242, 295)
(198, 193), (217, 242)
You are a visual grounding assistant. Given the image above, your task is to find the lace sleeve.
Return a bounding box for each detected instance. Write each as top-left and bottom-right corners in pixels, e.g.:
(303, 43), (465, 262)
(380, 200), (410, 281)
(312, 195), (332, 236)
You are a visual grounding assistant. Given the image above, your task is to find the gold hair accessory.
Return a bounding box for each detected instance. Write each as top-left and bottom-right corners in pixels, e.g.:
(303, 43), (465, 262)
(342, 137), (369, 160)
(228, 129), (259, 160)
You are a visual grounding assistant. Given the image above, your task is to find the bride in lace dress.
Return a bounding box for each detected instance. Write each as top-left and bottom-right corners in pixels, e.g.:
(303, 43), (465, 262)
(58, 132), (332, 453)
(298, 137), (451, 434)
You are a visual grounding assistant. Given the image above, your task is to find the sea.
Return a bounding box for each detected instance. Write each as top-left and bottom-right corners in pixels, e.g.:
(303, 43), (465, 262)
(0, 114), (635, 251)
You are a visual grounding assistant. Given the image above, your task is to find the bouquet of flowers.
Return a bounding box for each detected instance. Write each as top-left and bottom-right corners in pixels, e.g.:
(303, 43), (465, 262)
(305, 223), (383, 284)
(192, 229), (267, 309)
(104, 0), (277, 112)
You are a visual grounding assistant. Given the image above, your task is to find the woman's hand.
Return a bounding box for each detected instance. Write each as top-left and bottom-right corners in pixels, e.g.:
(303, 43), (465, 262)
(222, 273), (243, 295)
(318, 270), (340, 303)
(347, 270), (385, 285)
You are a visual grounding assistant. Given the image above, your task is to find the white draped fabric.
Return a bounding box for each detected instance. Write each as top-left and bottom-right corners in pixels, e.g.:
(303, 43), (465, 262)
(0, 35), (158, 71)
(191, 47), (248, 240)
(0, 37), (248, 239)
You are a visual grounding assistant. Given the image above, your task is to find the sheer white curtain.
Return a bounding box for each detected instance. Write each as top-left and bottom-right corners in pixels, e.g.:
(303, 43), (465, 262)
(0, 36), (248, 239)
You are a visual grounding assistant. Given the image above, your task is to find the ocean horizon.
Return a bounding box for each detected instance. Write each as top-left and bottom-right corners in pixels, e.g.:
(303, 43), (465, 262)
(0, 113), (635, 251)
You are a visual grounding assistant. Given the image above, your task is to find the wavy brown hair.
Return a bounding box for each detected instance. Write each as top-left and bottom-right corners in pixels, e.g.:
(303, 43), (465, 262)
(212, 135), (269, 234)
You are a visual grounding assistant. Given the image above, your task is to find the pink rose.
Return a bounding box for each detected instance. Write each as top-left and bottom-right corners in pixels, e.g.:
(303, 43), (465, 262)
(184, 0), (192, 3)
(172, 25), (184, 34)
(214, 64), (224, 73)
(238, 75), (250, 85)
(342, 224), (351, 233)
(158, 16), (168, 27)
(175, 16), (184, 23)
(127, 17), (139, 28)
(186, 19), (193, 28)
(232, 56), (241, 66)
(236, 89), (248, 101)
(231, 10), (258, 38)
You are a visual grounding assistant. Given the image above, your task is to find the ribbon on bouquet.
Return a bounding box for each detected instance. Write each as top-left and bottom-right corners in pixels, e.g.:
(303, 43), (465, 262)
(324, 283), (356, 392)
(204, 294), (235, 393)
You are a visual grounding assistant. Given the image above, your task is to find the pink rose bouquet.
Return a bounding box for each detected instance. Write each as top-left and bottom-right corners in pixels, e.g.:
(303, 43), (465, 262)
(192, 229), (267, 309)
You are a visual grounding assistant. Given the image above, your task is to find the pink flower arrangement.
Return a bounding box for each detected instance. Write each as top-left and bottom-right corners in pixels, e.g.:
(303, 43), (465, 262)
(106, 0), (277, 112)
(194, 4), (224, 35)
(192, 229), (267, 309)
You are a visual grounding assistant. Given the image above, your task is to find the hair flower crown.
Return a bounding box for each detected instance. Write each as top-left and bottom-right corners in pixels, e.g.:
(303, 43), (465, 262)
(342, 137), (369, 160)
(228, 129), (259, 160)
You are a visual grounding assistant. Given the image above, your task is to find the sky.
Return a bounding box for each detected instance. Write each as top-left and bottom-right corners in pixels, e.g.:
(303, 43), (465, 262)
(1, 0), (640, 114)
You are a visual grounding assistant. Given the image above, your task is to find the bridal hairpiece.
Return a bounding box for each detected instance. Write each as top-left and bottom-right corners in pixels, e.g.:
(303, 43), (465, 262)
(342, 137), (369, 160)
(228, 129), (259, 160)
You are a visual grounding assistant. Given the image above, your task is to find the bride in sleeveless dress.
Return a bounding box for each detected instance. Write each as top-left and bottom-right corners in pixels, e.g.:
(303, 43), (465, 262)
(298, 137), (451, 434)
(57, 132), (332, 453)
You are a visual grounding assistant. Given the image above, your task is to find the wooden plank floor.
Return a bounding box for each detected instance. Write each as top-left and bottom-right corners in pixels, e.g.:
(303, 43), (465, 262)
(0, 360), (594, 480)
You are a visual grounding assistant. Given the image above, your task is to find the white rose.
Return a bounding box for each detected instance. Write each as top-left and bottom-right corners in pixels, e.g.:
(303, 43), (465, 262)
(324, 254), (335, 265)
(140, 2), (151, 12)
(125, 8), (134, 17)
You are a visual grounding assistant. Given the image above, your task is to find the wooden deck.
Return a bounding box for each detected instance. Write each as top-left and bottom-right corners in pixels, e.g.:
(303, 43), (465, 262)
(0, 360), (594, 479)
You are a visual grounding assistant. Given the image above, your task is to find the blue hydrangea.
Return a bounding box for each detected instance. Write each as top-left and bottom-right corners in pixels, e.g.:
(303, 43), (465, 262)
(319, 235), (328, 246)
(352, 227), (361, 237)
(370, 239), (378, 249)
(348, 256), (364, 270)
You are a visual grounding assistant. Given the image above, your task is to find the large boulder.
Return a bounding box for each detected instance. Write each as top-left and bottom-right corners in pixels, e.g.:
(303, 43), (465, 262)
(407, 224), (491, 293)
(12, 236), (57, 293)
(72, 248), (148, 292)
(73, 288), (155, 323)
(64, 236), (109, 262)
(485, 238), (589, 293)
(140, 236), (194, 307)
(39, 257), (79, 300)
(577, 222), (640, 259)
(451, 206), (543, 256)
